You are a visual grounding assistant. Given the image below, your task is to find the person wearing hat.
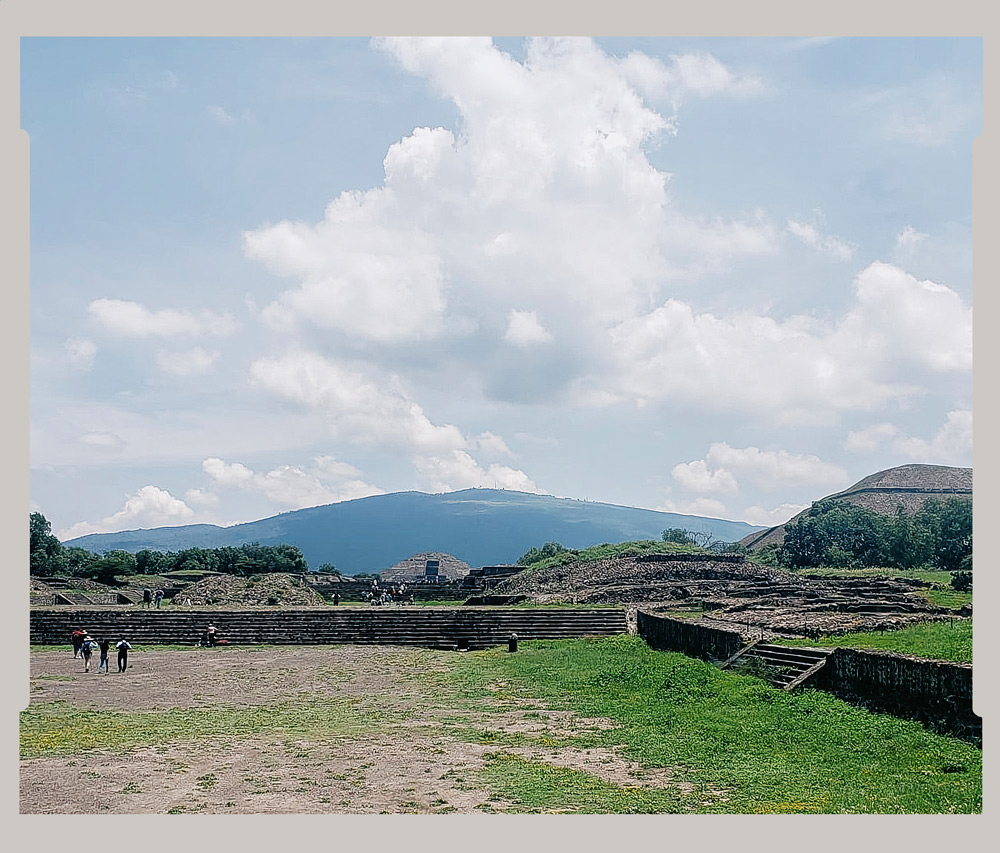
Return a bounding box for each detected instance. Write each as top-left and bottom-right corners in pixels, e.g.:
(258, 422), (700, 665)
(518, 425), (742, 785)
(80, 635), (98, 672)
(70, 628), (86, 658)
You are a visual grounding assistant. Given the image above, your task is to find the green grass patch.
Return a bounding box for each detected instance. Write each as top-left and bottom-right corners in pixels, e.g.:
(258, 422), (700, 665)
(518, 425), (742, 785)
(447, 636), (981, 813)
(772, 620), (972, 663)
(479, 752), (685, 813)
(520, 540), (707, 574)
(20, 694), (382, 759)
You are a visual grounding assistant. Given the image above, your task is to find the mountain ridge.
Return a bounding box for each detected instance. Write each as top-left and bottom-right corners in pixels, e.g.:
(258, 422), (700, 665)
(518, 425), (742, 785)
(63, 487), (765, 574)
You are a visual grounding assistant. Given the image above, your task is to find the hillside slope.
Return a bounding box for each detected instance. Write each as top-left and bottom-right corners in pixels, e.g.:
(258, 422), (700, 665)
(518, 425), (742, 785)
(740, 464), (973, 552)
(64, 488), (764, 574)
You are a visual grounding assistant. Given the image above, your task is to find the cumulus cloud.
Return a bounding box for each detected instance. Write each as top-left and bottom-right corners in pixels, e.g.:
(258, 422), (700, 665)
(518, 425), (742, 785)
(670, 443), (847, 502)
(504, 310), (553, 347)
(64, 337), (97, 371)
(656, 497), (729, 518)
(845, 409), (972, 465)
(671, 460), (739, 494)
(243, 37), (777, 355)
(57, 485), (195, 539)
(249, 350), (466, 453)
(596, 261), (970, 420)
(475, 432), (513, 457)
(201, 456), (384, 508)
(894, 225), (928, 254)
(740, 503), (809, 527)
(156, 347), (220, 376)
(88, 299), (237, 338)
(786, 219), (856, 260)
(413, 449), (546, 494)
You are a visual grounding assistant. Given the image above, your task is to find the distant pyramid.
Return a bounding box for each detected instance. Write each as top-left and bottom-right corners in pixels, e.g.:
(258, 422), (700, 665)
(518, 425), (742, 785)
(741, 463), (972, 552)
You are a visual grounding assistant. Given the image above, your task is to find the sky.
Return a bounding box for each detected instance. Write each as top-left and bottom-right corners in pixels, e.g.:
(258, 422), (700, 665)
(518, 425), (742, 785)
(23, 36), (979, 542)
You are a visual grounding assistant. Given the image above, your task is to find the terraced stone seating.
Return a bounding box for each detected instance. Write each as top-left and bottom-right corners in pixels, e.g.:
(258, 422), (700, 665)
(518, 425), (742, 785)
(720, 641), (832, 690)
(30, 606), (628, 650)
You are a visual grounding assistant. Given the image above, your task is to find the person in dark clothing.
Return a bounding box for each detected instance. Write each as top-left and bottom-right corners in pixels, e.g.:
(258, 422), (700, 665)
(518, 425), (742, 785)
(206, 624), (217, 646)
(97, 638), (111, 673)
(142, 588), (152, 609)
(71, 629), (85, 658)
(116, 638), (132, 672)
(333, 592), (340, 605)
(154, 589), (164, 608)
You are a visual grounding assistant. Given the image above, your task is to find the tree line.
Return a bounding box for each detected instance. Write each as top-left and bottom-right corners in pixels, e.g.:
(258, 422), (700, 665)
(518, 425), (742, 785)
(769, 497), (972, 581)
(30, 512), (315, 585)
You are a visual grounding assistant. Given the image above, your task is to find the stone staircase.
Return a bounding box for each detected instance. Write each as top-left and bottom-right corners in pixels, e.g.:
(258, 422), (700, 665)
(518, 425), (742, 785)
(720, 641), (832, 690)
(30, 607), (628, 651)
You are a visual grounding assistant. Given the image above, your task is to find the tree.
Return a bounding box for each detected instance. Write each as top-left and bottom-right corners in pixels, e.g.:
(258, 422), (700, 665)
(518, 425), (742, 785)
(29, 512), (65, 576)
(886, 505), (932, 570)
(661, 528), (695, 545)
(518, 542), (573, 566)
(917, 498), (972, 572)
(778, 501), (890, 569)
(316, 563), (341, 575)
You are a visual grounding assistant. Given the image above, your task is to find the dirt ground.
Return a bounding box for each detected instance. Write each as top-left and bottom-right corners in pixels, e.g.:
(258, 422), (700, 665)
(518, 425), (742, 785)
(20, 645), (686, 814)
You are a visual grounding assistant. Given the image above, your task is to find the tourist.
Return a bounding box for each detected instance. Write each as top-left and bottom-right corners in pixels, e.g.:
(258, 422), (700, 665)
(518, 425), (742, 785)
(333, 592), (340, 605)
(142, 587), (152, 609)
(206, 623), (218, 646)
(70, 628), (86, 658)
(116, 638), (132, 672)
(154, 589), (164, 609)
(97, 637), (111, 673)
(80, 635), (97, 672)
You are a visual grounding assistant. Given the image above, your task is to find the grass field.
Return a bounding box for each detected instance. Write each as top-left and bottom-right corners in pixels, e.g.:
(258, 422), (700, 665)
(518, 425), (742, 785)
(22, 636), (980, 813)
(771, 619), (973, 663)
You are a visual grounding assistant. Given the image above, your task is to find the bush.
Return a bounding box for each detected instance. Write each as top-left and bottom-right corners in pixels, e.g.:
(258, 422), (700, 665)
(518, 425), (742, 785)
(950, 571), (972, 592)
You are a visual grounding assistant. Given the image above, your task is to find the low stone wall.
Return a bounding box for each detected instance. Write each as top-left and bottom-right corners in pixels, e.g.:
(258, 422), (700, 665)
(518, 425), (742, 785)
(636, 610), (980, 743)
(636, 610), (743, 661)
(815, 647), (980, 742)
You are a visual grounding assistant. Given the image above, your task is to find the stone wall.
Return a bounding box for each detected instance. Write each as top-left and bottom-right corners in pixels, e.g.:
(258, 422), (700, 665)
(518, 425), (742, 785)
(636, 610), (743, 661)
(815, 647), (980, 742)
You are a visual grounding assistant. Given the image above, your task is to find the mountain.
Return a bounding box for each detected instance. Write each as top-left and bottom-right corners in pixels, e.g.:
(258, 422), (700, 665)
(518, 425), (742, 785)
(63, 488), (766, 575)
(740, 464), (973, 551)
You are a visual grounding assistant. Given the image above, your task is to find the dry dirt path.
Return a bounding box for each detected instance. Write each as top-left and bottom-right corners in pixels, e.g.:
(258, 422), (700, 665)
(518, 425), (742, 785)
(21, 645), (679, 814)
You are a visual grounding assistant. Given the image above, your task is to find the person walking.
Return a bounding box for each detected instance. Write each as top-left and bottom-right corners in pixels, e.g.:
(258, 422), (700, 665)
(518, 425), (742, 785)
(97, 637), (111, 673)
(70, 628), (86, 658)
(206, 624), (217, 647)
(116, 638), (132, 672)
(154, 589), (164, 609)
(142, 588), (152, 609)
(80, 636), (97, 672)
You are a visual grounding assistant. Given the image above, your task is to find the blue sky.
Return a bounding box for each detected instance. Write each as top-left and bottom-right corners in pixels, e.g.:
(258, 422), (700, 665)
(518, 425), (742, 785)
(24, 36), (978, 542)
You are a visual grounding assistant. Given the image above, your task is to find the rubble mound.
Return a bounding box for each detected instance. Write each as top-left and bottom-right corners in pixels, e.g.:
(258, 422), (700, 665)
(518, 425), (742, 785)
(171, 573), (326, 607)
(494, 555), (953, 637)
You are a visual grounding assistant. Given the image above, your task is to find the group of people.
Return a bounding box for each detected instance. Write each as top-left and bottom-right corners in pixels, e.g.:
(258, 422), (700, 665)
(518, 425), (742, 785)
(70, 628), (132, 673)
(365, 580), (413, 606)
(140, 587), (165, 609)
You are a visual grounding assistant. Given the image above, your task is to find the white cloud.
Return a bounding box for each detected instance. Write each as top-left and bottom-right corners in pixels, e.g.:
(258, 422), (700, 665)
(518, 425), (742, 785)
(249, 350), (466, 453)
(475, 432), (513, 457)
(845, 410), (972, 465)
(64, 337), (97, 371)
(504, 310), (553, 347)
(79, 430), (126, 452)
(244, 37), (777, 354)
(88, 299), (237, 339)
(656, 497), (729, 519)
(787, 219), (856, 261)
(671, 460), (739, 494)
(156, 347), (220, 376)
(184, 488), (220, 508)
(58, 485), (195, 539)
(894, 225), (927, 254)
(596, 261), (970, 420)
(702, 443), (849, 488)
(413, 449), (545, 494)
(740, 503), (809, 527)
(621, 50), (764, 105)
(202, 456), (384, 509)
